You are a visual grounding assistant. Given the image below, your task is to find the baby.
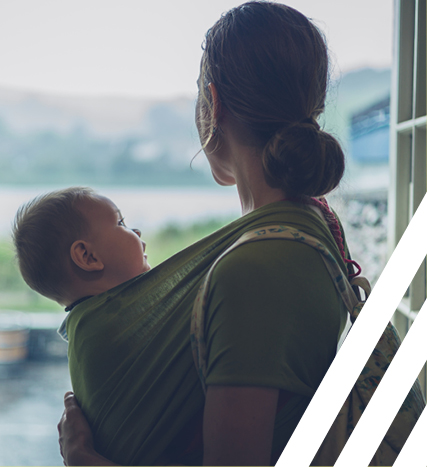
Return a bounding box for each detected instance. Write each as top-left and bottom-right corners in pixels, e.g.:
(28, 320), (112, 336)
(13, 187), (202, 465)
(12, 187), (151, 311)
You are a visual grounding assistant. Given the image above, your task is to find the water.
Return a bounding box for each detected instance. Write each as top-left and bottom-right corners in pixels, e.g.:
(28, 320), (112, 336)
(0, 185), (242, 237)
(0, 163), (390, 238)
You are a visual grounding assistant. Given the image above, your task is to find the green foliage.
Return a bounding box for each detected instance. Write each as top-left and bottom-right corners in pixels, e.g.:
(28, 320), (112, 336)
(0, 239), (26, 291)
(0, 217), (234, 312)
(0, 291), (62, 312)
(0, 238), (63, 311)
(144, 218), (232, 266)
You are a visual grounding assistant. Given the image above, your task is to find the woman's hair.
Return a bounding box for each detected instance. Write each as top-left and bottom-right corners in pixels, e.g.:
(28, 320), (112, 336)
(12, 187), (95, 304)
(198, 1), (345, 197)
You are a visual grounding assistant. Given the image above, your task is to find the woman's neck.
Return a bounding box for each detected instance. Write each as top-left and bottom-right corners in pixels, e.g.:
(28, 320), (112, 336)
(232, 149), (286, 215)
(214, 114), (287, 215)
(237, 184), (287, 216)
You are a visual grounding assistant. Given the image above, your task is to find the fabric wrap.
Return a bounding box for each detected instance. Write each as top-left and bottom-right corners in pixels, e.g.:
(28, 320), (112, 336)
(65, 201), (346, 466)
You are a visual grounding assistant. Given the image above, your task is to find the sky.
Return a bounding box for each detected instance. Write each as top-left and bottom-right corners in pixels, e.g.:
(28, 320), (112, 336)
(0, 0), (393, 99)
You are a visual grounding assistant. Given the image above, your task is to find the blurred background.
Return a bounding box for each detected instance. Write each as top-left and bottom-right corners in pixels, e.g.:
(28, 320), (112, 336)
(0, 0), (393, 465)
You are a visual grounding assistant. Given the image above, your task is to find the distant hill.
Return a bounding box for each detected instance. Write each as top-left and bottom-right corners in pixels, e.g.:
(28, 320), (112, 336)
(0, 67), (391, 186)
(0, 87), (159, 137)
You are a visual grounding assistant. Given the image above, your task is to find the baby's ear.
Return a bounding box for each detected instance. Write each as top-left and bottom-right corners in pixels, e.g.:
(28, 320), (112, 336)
(70, 240), (104, 272)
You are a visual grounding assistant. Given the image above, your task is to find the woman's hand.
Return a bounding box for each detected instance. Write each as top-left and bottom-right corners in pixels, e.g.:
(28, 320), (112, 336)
(58, 391), (118, 466)
(202, 385), (279, 466)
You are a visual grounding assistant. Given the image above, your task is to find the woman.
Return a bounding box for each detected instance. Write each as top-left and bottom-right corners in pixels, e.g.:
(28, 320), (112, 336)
(58, 2), (352, 465)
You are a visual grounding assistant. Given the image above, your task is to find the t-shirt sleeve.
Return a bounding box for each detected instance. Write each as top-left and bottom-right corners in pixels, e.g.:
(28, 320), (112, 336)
(204, 239), (345, 397)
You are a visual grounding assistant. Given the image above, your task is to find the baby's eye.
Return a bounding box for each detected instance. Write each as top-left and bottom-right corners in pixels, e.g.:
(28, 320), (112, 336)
(118, 218), (126, 227)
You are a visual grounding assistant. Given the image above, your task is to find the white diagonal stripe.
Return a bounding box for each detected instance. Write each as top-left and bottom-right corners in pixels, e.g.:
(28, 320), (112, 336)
(393, 403), (427, 467)
(277, 194), (427, 467)
(335, 299), (427, 466)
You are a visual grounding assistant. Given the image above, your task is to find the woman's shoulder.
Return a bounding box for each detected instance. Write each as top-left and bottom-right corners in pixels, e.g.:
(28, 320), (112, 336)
(208, 236), (339, 310)
(243, 200), (349, 271)
(212, 236), (321, 278)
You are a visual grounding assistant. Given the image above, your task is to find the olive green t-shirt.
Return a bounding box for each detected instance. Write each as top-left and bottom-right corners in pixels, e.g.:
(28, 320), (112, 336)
(203, 211), (348, 458)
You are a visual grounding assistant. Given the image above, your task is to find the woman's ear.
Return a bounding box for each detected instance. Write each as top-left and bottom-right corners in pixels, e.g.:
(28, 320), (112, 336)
(208, 82), (221, 121)
(70, 240), (104, 272)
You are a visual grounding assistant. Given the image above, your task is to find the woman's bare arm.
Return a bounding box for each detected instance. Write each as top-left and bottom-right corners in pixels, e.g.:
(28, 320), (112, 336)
(202, 385), (279, 466)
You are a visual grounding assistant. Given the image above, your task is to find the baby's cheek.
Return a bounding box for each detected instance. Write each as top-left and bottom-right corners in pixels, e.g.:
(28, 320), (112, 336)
(142, 261), (151, 273)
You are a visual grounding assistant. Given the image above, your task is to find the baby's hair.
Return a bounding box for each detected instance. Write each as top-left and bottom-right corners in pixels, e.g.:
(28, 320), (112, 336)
(12, 187), (96, 304)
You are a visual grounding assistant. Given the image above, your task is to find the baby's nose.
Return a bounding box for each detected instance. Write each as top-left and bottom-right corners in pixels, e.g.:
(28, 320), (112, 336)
(132, 228), (141, 238)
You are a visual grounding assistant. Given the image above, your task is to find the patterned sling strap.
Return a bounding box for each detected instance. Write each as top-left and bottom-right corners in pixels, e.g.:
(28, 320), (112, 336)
(190, 224), (365, 393)
(190, 224), (425, 466)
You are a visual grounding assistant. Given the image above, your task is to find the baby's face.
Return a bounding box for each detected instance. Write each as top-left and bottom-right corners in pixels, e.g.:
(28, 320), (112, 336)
(80, 195), (151, 284)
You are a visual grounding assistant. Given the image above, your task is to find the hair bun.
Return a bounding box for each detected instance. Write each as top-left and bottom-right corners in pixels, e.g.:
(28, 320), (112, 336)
(301, 116), (321, 130)
(262, 122), (345, 197)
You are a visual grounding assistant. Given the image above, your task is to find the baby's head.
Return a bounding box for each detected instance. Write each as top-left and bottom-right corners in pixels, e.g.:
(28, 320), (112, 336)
(12, 187), (150, 307)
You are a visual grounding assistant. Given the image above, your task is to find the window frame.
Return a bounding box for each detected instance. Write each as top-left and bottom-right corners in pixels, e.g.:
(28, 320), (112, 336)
(388, 0), (426, 396)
